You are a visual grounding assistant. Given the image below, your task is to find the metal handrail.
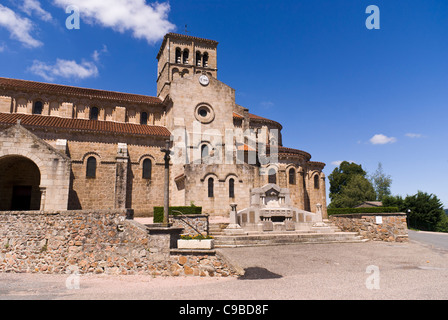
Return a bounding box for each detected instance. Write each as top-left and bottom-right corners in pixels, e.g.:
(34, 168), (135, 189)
(171, 210), (206, 237)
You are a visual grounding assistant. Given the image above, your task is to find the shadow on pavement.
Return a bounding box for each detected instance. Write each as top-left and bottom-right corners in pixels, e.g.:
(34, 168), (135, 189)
(238, 267), (282, 280)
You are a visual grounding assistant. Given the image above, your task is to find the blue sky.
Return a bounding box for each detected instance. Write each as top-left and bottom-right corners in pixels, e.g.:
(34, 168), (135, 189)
(0, 0), (447, 208)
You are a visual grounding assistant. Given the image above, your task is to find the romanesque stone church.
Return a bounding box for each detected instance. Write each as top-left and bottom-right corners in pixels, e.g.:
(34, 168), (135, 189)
(0, 33), (327, 219)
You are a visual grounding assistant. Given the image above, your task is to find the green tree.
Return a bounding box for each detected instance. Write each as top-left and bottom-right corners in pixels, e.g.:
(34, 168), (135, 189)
(328, 161), (376, 208)
(436, 214), (448, 233)
(404, 191), (445, 231)
(329, 161), (368, 199)
(382, 195), (405, 211)
(370, 162), (392, 201)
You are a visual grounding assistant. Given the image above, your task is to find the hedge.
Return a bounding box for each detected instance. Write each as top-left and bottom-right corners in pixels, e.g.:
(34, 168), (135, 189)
(153, 206), (203, 223)
(327, 207), (400, 216)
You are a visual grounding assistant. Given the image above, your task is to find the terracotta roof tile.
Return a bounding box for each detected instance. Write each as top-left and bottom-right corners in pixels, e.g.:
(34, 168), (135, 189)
(0, 77), (163, 105)
(233, 112), (244, 119)
(232, 112), (282, 129)
(237, 143), (256, 152)
(0, 113), (171, 137)
(267, 146), (312, 161)
(307, 161), (326, 168)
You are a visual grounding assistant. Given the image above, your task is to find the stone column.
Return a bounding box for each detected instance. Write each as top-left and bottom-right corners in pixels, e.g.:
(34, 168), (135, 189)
(225, 203), (246, 235)
(40, 187), (46, 211)
(320, 173), (328, 219)
(161, 140), (171, 227)
(297, 167), (306, 211)
(114, 143), (129, 210)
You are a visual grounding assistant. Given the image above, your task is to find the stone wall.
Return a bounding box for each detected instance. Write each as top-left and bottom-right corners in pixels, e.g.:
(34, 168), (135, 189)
(170, 214), (210, 236)
(0, 210), (241, 276)
(329, 213), (408, 242)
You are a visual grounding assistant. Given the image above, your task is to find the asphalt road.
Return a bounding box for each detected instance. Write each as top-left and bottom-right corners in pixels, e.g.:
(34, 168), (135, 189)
(408, 230), (448, 251)
(1, 240), (448, 300)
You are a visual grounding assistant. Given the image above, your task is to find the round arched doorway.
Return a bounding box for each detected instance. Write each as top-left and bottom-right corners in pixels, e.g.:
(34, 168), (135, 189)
(0, 155), (41, 211)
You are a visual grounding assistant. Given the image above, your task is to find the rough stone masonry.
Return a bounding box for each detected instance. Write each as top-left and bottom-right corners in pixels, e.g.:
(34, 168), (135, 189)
(0, 210), (240, 277)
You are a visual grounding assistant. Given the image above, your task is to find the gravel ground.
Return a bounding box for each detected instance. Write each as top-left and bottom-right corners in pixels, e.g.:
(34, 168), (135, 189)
(1, 240), (448, 300)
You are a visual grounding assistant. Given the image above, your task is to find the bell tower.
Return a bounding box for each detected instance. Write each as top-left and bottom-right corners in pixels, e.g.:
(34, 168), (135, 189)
(156, 33), (219, 100)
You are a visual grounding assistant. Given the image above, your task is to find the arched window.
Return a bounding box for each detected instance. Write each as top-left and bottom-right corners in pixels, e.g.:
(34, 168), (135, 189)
(140, 112), (148, 125)
(229, 178), (235, 198)
(208, 177), (214, 198)
(268, 168), (277, 184)
(196, 51), (202, 66)
(203, 52), (209, 67)
(183, 49), (189, 64)
(289, 168), (296, 185)
(175, 48), (182, 63)
(86, 157), (97, 178)
(33, 101), (43, 115)
(90, 107), (99, 120)
(314, 174), (320, 189)
(201, 144), (209, 163)
(142, 158), (152, 179)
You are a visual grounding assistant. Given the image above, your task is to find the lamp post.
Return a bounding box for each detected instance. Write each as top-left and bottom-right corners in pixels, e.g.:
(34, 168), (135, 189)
(406, 209), (411, 229)
(161, 139), (171, 227)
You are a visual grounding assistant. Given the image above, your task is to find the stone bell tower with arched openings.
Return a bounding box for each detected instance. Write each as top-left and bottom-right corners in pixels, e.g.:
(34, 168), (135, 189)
(156, 33), (218, 100)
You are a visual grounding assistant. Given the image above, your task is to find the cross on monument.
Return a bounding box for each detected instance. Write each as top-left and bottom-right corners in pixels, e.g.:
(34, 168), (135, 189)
(160, 139), (171, 226)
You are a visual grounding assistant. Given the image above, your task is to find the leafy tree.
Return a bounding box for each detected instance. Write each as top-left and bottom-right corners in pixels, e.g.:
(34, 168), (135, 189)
(382, 195), (405, 211)
(404, 191), (445, 231)
(384, 192), (447, 232)
(329, 173), (376, 208)
(370, 162), (392, 201)
(329, 161), (368, 199)
(436, 214), (448, 233)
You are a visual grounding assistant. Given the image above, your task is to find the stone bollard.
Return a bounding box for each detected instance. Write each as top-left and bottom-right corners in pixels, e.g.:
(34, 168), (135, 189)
(224, 203), (246, 235)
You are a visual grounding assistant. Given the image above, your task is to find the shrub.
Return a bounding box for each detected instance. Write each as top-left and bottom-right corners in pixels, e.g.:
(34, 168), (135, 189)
(180, 234), (214, 240)
(327, 206), (400, 216)
(153, 206), (202, 223)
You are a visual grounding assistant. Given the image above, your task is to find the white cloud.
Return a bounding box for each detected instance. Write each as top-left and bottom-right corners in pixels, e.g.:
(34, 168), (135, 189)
(0, 44), (5, 52)
(92, 45), (108, 62)
(52, 0), (176, 44)
(260, 101), (275, 109)
(369, 134), (397, 145)
(0, 4), (42, 48)
(405, 133), (423, 139)
(20, 0), (53, 22)
(29, 58), (99, 81)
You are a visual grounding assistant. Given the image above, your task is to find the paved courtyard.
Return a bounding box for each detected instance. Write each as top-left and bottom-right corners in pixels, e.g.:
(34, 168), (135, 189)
(1, 239), (448, 300)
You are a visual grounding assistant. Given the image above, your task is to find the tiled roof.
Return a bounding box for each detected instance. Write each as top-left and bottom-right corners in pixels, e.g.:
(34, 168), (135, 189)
(0, 77), (163, 105)
(0, 113), (171, 137)
(233, 112), (282, 129)
(307, 161), (326, 168)
(233, 112), (244, 119)
(157, 33), (219, 59)
(166, 33), (219, 45)
(237, 144), (256, 152)
(268, 146), (312, 161)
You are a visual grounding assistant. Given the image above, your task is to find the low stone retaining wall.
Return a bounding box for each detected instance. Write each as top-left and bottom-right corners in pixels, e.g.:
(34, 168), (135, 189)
(329, 213), (408, 242)
(0, 210), (241, 277)
(171, 214), (209, 236)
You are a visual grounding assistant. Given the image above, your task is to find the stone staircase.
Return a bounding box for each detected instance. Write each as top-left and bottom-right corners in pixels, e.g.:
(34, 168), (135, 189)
(209, 222), (229, 236)
(208, 220), (366, 248)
